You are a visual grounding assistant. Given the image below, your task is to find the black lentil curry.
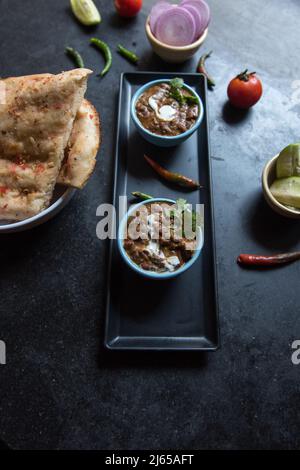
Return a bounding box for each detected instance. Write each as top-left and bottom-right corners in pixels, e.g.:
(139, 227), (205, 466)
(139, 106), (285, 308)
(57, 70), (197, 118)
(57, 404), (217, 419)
(135, 82), (199, 137)
(123, 202), (197, 273)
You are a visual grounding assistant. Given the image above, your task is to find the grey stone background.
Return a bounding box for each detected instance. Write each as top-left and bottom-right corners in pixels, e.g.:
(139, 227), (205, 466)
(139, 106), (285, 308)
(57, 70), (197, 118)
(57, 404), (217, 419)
(0, 0), (299, 450)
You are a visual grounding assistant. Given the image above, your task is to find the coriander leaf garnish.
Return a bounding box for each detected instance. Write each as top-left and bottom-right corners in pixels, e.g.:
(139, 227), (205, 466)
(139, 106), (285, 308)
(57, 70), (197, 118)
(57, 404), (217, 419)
(169, 77), (185, 105)
(176, 198), (188, 212)
(184, 95), (199, 105)
(170, 77), (184, 89)
(174, 199), (203, 236)
(169, 77), (198, 107)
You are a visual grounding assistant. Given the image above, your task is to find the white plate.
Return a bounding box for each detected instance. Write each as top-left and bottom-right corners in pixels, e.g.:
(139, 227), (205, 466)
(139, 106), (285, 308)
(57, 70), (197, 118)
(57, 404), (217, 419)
(0, 186), (76, 233)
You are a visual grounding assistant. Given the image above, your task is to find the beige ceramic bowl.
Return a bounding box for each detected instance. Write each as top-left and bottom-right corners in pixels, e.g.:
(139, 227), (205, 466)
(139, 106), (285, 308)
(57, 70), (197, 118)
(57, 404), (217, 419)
(145, 17), (208, 63)
(262, 154), (300, 219)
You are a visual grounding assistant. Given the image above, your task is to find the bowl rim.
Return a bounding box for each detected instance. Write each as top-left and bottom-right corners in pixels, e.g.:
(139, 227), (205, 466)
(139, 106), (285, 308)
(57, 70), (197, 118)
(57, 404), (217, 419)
(0, 186), (76, 232)
(117, 198), (204, 279)
(131, 79), (204, 142)
(145, 16), (208, 51)
(262, 154), (300, 216)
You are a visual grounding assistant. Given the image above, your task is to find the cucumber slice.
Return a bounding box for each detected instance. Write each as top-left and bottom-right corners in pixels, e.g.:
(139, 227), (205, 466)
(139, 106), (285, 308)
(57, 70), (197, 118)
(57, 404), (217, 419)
(70, 0), (101, 26)
(276, 143), (300, 178)
(270, 176), (300, 209)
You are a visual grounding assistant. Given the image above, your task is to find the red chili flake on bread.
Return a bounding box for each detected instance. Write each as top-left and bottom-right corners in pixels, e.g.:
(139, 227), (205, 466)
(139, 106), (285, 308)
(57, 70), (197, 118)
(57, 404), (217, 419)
(0, 186), (8, 196)
(35, 163), (45, 174)
(15, 155), (24, 165)
(14, 155), (28, 170)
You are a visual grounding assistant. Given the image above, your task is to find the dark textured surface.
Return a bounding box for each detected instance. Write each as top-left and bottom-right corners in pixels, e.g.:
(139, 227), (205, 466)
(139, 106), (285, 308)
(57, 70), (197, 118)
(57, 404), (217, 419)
(0, 0), (300, 450)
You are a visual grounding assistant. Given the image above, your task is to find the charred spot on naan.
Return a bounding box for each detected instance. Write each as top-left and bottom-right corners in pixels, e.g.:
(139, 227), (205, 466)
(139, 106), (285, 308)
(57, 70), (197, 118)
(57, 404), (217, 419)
(58, 99), (101, 189)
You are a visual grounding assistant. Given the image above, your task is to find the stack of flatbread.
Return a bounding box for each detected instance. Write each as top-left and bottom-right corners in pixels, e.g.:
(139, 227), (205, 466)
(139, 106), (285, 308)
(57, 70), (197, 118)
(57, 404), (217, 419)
(0, 69), (100, 221)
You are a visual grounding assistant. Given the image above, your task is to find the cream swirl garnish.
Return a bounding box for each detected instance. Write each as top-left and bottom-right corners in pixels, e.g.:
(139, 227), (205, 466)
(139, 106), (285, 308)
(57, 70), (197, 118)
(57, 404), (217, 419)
(145, 215), (180, 272)
(148, 96), (177, 122)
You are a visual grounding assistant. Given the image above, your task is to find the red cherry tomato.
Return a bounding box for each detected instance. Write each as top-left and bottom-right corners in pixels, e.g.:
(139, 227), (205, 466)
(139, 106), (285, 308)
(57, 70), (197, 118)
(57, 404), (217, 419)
(227, 70), (263, 109)
(114, 0), (142, 17)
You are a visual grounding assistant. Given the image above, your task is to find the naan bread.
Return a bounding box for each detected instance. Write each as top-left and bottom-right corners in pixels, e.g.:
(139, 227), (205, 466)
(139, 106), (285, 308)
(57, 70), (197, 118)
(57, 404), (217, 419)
(58, 99), (100, 189)
(0, 68), (92, 221)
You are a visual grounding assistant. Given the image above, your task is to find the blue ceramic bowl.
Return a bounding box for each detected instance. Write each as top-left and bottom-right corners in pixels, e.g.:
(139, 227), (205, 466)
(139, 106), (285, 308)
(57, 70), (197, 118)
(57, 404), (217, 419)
(131, 79), (204, 147)
(118, 198), (204, 280)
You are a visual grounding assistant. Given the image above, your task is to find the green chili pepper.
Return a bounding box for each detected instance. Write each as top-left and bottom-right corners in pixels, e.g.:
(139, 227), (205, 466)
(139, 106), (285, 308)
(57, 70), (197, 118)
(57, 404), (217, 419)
(90, 38), (112, 77)
(65, 47), (85, 68)
(144, 155), (202, 190)
(131, 191), (153, 201)
(117, 44), (139, 64)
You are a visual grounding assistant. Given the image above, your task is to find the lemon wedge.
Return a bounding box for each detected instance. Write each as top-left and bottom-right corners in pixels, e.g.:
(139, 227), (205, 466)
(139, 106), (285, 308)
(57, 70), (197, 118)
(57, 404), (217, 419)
(276, 143), (300, 178)
(70, 0), (101, 26)
(270, 176), (300, 209)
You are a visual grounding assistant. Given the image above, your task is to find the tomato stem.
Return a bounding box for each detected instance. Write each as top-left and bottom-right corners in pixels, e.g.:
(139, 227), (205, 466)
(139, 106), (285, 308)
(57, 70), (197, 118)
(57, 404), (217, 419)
(236, 69), (256, 82)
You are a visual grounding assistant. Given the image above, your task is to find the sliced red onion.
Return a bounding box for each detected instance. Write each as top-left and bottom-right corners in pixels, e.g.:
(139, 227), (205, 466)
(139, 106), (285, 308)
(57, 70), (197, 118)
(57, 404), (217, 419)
(181, 4), (203, 40)
(149, 1), (172, 36)
(155, 6), (196, 47)
(180, 0), (210, 33)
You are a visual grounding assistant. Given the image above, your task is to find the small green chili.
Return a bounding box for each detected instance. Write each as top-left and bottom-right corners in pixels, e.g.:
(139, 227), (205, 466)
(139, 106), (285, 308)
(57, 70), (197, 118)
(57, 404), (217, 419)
(90, 38), (112, 77)
(117, 44), (139, 64)
(131, 192), (153, 201)
(65, 47), (85, 68)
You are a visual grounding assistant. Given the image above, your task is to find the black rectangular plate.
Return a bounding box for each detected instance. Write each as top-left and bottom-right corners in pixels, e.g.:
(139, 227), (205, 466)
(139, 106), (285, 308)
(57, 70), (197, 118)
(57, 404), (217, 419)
(105, 72), (219, 351)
